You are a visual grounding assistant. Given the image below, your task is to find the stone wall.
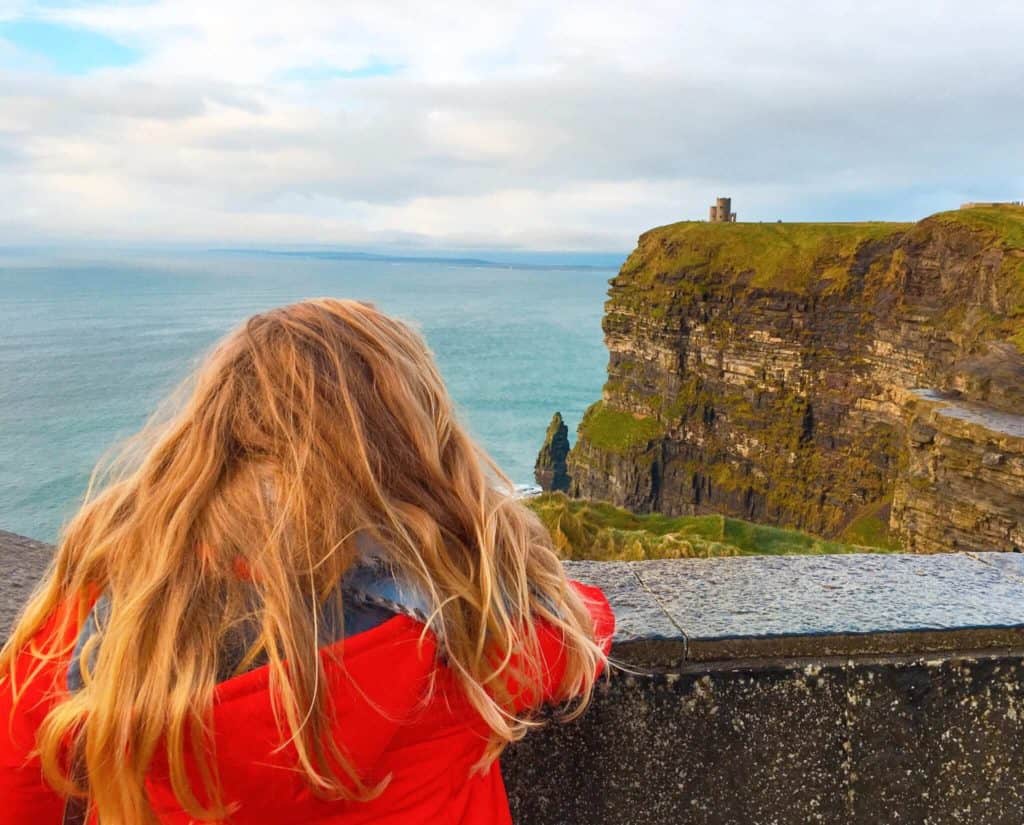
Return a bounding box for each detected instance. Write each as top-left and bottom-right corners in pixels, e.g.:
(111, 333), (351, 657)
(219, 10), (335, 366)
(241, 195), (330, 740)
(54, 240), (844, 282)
(0, 530), (55, 638)
(4, 531), (1024, 823)
(503, 555), (1024, 825)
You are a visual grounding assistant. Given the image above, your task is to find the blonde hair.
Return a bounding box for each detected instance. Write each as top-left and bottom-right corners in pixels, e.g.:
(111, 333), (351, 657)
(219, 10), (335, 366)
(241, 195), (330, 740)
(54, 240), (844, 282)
(1, 298), (605, 823)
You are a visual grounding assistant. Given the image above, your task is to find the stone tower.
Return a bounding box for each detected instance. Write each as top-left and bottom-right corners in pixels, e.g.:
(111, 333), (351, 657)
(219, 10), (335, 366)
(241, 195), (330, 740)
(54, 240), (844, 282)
(708, 196), (737, 223)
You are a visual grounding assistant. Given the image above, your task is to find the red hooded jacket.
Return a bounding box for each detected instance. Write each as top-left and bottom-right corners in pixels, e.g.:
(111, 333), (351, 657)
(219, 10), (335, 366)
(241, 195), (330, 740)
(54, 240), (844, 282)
(1, 580), (613, 824)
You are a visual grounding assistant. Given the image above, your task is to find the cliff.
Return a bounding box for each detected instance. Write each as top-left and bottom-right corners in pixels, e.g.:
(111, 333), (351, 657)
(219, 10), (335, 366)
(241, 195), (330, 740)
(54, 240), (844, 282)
(558, 205), (1024, 552)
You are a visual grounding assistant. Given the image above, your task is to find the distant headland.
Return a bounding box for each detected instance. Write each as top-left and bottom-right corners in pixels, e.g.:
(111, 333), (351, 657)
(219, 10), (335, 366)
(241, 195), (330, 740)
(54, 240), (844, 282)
(210, 248), (622, 272)
(537, 202), (1024, 555)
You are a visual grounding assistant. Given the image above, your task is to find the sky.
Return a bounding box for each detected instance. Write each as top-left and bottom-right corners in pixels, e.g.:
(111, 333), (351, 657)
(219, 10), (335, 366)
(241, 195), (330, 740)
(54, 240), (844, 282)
(0, 1), (1022, 251)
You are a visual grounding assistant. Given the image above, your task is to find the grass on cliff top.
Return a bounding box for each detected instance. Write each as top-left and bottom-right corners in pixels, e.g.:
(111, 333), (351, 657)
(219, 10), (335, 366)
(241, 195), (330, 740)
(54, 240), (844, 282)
(525, 493), (896, 561)
(932, 204), (1024, 250)
(622, 220), (912, 292)
(576, 401), (664, 454)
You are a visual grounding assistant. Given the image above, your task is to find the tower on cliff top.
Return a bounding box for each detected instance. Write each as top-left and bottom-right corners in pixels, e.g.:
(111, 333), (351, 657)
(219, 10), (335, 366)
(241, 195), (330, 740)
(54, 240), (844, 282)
(709, 196), (737, 223)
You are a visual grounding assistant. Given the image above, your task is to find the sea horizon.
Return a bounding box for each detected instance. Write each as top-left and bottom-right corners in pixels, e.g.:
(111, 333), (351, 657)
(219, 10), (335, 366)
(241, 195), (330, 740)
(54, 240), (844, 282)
(0, 247), (624, 542)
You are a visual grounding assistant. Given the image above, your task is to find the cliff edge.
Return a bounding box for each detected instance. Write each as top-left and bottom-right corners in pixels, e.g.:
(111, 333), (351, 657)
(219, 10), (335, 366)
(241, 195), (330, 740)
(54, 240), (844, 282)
(558, 205), (1024, 553)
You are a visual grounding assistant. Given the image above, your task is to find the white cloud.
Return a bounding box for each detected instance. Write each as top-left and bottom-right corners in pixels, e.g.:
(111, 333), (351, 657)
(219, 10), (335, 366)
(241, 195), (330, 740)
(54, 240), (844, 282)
(1, 0), (1022, 248)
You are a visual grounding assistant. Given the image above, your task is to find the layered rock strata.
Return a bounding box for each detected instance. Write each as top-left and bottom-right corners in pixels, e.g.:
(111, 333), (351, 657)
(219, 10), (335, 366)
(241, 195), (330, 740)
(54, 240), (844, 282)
(550, 205), (1024, 551)
(893, 390), (1024, 553)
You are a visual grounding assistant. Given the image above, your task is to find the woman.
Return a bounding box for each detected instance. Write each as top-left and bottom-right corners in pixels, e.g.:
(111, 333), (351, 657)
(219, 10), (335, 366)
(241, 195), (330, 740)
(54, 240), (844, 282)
(0, 299), (613, 824)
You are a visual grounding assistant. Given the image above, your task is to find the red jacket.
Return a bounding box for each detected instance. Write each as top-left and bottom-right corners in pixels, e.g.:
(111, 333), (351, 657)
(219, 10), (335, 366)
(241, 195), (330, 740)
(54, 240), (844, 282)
(1, 581), (613, 824)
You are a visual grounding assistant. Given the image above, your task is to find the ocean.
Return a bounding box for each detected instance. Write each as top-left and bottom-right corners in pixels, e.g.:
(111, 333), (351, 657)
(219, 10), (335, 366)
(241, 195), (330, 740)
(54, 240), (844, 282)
(0, 249), (620, 543)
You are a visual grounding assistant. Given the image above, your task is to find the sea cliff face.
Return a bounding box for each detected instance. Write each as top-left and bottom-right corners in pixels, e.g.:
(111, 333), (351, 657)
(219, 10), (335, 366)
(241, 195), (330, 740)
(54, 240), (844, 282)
(560, 205), (1024, 551)
(893, 390), (1024, 553)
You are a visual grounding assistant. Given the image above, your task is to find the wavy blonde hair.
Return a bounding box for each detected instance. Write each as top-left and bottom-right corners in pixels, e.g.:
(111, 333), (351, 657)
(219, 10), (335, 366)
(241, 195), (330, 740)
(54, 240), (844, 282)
(1, 298), (605, 823)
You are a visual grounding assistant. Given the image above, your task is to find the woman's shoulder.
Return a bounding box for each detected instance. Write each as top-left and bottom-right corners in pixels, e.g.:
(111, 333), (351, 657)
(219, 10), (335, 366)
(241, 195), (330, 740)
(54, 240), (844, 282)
(65, 543), (435, 693)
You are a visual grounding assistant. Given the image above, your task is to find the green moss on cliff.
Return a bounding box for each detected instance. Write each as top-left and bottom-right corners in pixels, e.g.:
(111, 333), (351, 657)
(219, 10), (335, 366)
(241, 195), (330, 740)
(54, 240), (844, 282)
(934, 205), (1024, 250)
(620, 220), (911, 293)
(525, 493), (895, 560)
(839, 497), (901, 550)
(577, 401), (664, 453)
(1012, 327), (1024, 352)
(932, 205), (1024, 352)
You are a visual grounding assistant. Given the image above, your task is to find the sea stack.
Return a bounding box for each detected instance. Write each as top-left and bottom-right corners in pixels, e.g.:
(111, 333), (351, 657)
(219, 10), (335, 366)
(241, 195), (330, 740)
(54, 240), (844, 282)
(534, 412), (571, 492)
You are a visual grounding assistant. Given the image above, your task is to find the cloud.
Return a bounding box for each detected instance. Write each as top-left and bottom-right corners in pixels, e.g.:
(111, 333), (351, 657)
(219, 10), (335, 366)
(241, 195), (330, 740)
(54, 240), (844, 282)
(0, 0), (1022, 248)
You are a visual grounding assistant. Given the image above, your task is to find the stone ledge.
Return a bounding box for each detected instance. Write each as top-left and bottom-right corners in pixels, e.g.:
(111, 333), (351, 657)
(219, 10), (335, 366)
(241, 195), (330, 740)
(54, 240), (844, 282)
(566, 552), (1024, 665)
(0, 529), (56, 640)
(910, 388), (1024, 441)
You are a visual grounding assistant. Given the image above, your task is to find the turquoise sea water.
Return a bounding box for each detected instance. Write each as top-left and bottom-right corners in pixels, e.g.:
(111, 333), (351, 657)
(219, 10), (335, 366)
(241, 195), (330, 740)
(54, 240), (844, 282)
(0, 250), (619, 542)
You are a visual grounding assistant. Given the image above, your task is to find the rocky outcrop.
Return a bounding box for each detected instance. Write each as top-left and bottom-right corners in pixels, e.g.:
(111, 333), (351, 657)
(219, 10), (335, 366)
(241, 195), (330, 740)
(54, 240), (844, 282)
(558, 205), (1024, 551)
(535, 412), (572, 492)
(893, 389), (1024, 553)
